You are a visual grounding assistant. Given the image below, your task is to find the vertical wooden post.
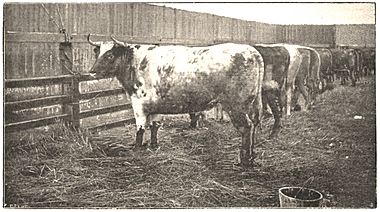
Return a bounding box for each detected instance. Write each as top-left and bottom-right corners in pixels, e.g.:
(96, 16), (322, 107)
(71, 75), (80, 128)
(59, 42), (72, 116)
(59, 42), (80, 128)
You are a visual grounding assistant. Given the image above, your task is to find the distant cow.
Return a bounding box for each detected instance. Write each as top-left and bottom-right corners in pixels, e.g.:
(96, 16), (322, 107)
(315, 48), (333, 92)
(292, 46), (321, 110)
(88, 35), (265, 167)
(361, 48), (375, 76)
(331, 48), (359, 86)
(267, 44), (302, 116)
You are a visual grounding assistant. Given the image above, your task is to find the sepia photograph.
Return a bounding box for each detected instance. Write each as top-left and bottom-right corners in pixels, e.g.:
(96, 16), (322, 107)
(2, 1), (376, 209)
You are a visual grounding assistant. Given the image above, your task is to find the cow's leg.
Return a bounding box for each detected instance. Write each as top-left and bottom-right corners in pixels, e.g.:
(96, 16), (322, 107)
(228, 99), (261, 168)
(147, 114), (161, 150)
(227, 111), (254, 167)
(131, 97), (148, 150)
(340, 71), (346, 85)
(311, 80), (319, 105)
(149, 121), (161, 150)
(321, 77), (326, 93)
(301, 84), (311, 110)
(291, 86), (301, 110)
(296, 77), (311, 110)
(285, 86), (293, 116)
(135, 126), (145, 149)
(189, 113), (198, 128)
(134, 118), (148, 150)
(215, 103), (224, 121)
(218, 104), (224, 121)
(349, 69), (356, 86)
(262, 91), (272, 117)
(197, 112), (206, 127)
(264, 89), (282, 138)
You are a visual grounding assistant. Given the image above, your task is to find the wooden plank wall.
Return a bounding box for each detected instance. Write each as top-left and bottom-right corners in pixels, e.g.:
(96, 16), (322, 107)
(335, 24), (375, 47)
(4, 2), (288, 79)
(276, 24), (336, 46)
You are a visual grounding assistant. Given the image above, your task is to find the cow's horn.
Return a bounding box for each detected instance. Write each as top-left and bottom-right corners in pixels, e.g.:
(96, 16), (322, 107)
(87, 34), (101, 47)
(111, 35), (126, 47)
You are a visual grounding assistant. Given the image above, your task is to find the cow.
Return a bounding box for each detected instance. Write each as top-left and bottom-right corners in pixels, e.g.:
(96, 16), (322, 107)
(361, 48), (375, 76)
(292, 45), (321, 110)
(330, 48), (359, 86)
(263, 44), (302, 117)
(315, 48), (333, 92)
(252, 44), (290, 138)
(87, 34), (264, 167)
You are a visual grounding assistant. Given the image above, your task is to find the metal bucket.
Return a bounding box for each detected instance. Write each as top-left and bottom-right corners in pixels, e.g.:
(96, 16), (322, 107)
(279, 187), (323, 208)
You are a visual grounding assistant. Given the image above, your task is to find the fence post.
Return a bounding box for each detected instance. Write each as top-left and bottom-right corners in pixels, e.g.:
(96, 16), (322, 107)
(59, 42), (80, 128)
(59, 42), (72, 119)
(71, 75), (80, 128)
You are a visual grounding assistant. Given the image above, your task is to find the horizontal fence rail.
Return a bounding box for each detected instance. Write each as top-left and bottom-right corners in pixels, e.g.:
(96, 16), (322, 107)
(5, 75), (73, 88)
(5, 94), (72, 111)
(5, 74), (136, 132)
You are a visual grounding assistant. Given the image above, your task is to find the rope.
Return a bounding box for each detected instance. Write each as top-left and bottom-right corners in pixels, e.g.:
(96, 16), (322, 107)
(41, 3), (70, 42)
(40, 4), (61, 31)
(56, 4), (65, 30)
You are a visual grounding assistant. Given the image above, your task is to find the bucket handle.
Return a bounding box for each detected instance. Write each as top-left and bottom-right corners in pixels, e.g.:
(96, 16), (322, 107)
(295, 176), (315, 199)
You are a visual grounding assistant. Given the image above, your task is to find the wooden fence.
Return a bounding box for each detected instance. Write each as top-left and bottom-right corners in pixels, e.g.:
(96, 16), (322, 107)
(5, 72), (135, 132)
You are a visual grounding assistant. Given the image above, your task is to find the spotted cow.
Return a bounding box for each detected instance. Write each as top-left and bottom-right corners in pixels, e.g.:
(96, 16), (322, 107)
(88, 35), (264, 167)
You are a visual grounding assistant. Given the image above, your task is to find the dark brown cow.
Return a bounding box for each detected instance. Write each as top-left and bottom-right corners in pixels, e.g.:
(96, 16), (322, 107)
(252, 44), (290, 138)
(315, 48), (333, 92)
(361, 48), (375, 76)
(88, 35), (265, 167)
(330, 48), (359, 86)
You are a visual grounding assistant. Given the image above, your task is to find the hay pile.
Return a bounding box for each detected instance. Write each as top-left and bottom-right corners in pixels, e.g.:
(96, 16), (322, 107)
(4, 77), (376, 208)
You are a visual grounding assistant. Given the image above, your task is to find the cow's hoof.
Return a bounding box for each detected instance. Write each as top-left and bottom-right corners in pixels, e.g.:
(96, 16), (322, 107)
(237, 162), (254, 168)
(293, 104), (301, 111)
(269, 132), (279, 140)
(149, 143), (160, 151)
(237, 158), (256, 168)
(133, 144), (148, 151)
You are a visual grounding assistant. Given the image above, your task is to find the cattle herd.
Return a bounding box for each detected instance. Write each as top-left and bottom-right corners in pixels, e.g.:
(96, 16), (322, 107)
(87, 34), (375, 167)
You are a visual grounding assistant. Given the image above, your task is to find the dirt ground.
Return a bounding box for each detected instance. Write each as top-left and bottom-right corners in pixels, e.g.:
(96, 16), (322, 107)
(4, 76), (376, 208)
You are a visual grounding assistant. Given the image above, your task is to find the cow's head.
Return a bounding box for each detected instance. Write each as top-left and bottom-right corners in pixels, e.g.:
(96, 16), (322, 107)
(88, 34), (133, 79)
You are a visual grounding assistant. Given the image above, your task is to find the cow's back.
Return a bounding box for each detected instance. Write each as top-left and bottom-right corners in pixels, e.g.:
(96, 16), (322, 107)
(136, 43), (265, 114)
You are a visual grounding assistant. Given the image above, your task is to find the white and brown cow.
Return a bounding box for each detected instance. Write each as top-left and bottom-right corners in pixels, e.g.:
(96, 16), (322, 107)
(291, 45), (321, 110)
(87, 35), (264, 167)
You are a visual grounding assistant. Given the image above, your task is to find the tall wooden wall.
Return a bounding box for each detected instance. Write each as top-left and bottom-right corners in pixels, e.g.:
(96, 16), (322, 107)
(335, 24), (375, 47)
(4, 3), (375, 79)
